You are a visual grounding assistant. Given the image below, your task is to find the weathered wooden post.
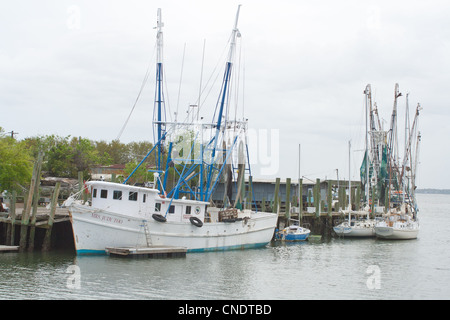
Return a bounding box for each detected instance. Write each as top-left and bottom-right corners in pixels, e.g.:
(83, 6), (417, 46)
(19, 153), (42, 251)
(261, 197), (266, 212)
(27, 184), (41, 252)
(285, 178), (291, 221)
(298, 178), (303, 224)
(5, 191), (17, 245)
(28, 151), (43, 252)
(247, 176), (253, 210)
(315, 179), (320, 218)
(313, 179), (320, 234)
(273, 178), (280, 214)
(339, 184), (345, 211)
(327, 180), (332, 217)
(356, 184), (361, 210)
(42, 182), (61, 252)
(292, 193), (298, 208)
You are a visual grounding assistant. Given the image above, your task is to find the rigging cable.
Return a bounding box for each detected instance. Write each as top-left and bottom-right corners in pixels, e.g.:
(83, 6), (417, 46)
(116, 43), (156, 141)
(175, 43), (187, 122)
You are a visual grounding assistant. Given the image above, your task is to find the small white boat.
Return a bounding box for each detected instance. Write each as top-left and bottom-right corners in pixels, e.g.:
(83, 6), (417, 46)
(275, 225), (310, 241)
(333, 141), (376, 238)
(333, 213), (375, 237)
(374, 204), (419, 240)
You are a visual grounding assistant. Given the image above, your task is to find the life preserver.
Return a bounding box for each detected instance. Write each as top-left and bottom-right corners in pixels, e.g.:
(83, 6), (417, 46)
(83, 181), (90, 194)
(152, 213), (167, 223)
(189, 216), (203, 227)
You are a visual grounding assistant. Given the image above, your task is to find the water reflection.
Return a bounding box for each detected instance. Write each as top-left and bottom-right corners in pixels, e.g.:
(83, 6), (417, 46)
(1, 194), (450, 299)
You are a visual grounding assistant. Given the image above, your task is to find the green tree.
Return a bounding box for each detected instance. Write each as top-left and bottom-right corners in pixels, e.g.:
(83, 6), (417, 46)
(0, 127), (33, 193)
(70, 137), (101, 179)
(124, 161), (154, 185)
(46, 136), (74, 177)
(128, 141), (154, 163)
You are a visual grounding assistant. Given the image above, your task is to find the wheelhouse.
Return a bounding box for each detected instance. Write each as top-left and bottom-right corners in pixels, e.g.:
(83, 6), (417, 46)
(87, 181), (207, 223)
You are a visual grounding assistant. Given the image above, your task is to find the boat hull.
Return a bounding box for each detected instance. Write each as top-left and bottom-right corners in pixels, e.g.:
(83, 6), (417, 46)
(333, 226), (375, 237)
(69, 204), (277, 255)
(374, 226), (419, 240)
(333, 219), (376, 237)
(275, 232), (310, 241)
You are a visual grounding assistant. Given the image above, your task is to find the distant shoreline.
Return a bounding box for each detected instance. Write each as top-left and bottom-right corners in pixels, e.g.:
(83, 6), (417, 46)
(416, 189), (450, 195)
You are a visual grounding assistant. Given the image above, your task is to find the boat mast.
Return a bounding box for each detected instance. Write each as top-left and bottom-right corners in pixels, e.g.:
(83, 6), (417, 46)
(348, 140), (351, 223)
(211, 5), (240, 156)
(363, 85), (371, 214)
(204, 5), (241, 200)
(154, 8), (165, 176)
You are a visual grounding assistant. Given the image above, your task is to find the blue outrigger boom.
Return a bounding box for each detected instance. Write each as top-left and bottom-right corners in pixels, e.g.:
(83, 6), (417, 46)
(125, 6), (254, 208)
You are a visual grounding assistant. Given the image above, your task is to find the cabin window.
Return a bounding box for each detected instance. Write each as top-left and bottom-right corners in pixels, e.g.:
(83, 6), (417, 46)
(155, 203), (161, 212)
(113, 190), (122, 200)
(129, 191), (138, 201)
(100, 189), (108, 199)
(169, 205), (175, 214)
(185, 206), (191, 215)
(93, 189), (97, 198)
(143, 194), (146, 203)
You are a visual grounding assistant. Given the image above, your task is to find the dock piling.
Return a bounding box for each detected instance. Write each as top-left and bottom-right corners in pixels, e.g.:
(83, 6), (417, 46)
(42, 182), (61, 252)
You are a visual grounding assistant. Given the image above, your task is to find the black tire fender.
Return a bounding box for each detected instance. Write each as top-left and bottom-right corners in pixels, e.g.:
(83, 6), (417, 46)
(152, 213), (167, 222)
(189, 216), (203, 227)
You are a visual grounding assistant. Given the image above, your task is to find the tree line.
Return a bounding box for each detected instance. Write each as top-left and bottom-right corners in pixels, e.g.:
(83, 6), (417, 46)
(0, 127), (156, 194)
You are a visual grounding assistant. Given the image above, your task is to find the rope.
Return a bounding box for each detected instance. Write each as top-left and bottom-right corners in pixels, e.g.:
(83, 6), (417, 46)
(116, 43), (156, 140)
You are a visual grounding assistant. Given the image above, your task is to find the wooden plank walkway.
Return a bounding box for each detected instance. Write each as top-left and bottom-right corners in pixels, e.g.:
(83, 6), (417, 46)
(106, 246), (187, 258)
(0, 207), (70, 228)
(0, 245), (20, 253)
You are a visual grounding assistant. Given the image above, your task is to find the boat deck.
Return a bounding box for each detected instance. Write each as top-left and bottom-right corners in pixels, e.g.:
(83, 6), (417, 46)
(106, 246), (187, 258)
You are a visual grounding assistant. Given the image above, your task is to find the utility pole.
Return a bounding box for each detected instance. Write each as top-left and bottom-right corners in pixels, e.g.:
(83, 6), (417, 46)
(7, 131), (19, 139)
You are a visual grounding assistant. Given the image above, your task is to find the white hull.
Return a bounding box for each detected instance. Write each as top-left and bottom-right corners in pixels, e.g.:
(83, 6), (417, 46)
(69, 204), (277, 254)
(374, 226), (419, 240)
(333, 219), (375, 237)
(375, 211), (419, 240)
(333, 226), (375, 237)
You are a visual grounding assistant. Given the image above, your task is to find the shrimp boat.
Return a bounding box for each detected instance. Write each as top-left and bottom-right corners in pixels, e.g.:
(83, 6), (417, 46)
(67, 6), (278, 255)
(373, 84), (422, 240)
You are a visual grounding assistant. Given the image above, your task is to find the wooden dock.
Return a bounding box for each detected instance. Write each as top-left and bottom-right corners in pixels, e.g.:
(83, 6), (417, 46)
(0, 245), (19, 253)
(106, 246), (187, 258)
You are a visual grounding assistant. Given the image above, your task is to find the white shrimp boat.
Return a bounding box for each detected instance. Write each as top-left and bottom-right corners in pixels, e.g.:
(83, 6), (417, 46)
(68, 7), (278, 254)
(373, 85), (422, 240)
(68, 181), (277, 254)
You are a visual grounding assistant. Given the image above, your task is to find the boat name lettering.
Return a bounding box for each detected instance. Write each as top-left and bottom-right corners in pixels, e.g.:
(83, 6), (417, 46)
(91, 212), (123, 224)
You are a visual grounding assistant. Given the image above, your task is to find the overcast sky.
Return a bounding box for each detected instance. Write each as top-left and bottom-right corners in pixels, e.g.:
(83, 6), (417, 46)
(1, 0), (449, 189)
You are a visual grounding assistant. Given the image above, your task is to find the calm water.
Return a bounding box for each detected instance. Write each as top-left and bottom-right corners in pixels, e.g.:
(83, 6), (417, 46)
(1, 193), (449, 300)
